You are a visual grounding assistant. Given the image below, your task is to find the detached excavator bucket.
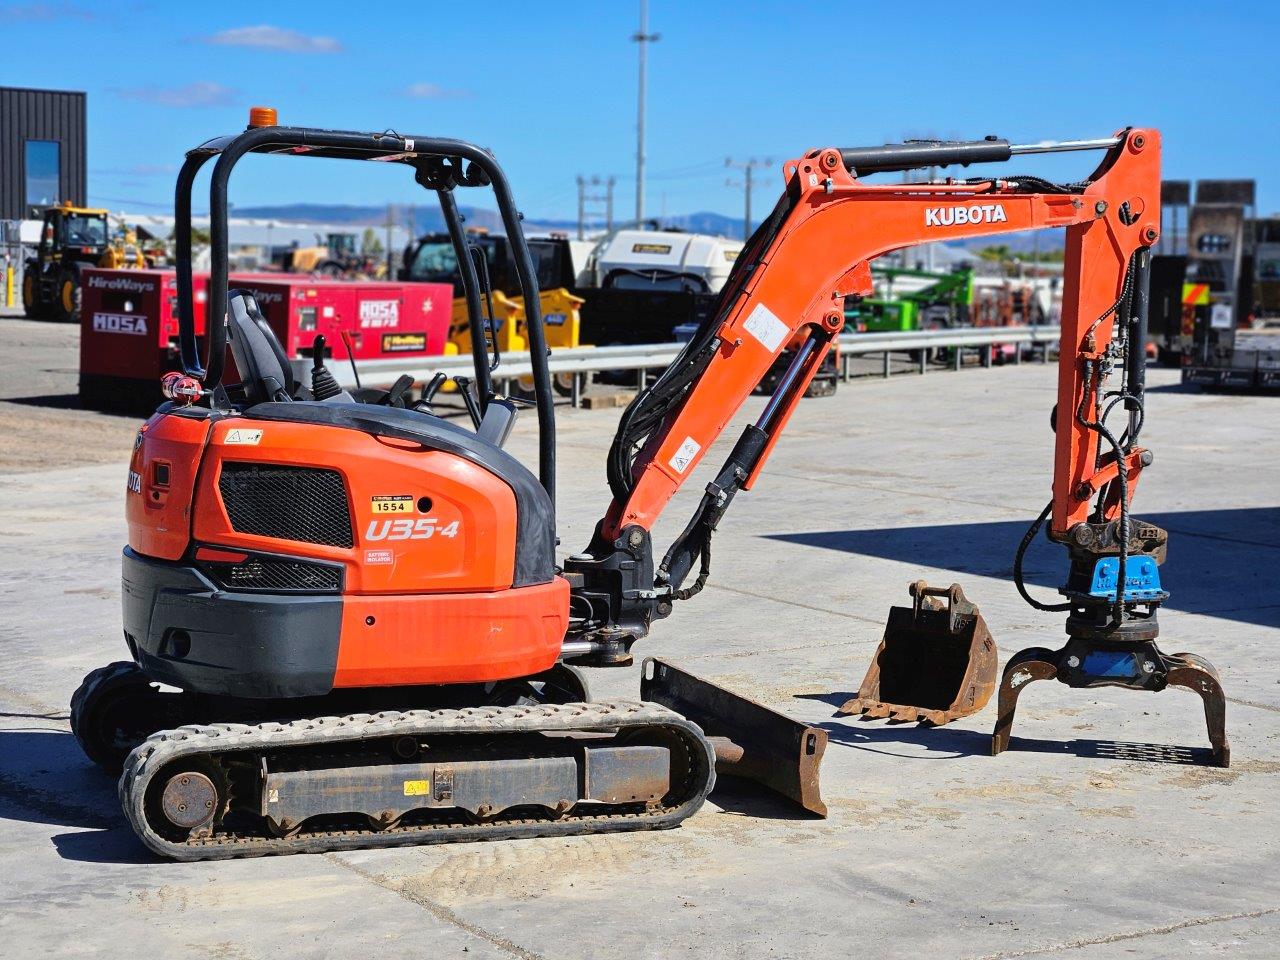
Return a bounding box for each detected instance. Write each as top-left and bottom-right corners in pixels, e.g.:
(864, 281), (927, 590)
(840, 581), (997, 726)
(641, 658), (827, 817)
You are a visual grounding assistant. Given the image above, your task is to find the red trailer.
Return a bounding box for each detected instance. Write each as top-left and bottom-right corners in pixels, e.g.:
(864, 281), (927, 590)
(231, 276), (449, 361)
(78, 269), (451, 412)
(79, 268), (210, 411)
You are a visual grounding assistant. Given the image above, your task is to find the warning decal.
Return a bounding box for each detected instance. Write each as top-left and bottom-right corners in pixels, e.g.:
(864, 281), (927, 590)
(742, 302), (789, 352)
(669, 436), (701, 475)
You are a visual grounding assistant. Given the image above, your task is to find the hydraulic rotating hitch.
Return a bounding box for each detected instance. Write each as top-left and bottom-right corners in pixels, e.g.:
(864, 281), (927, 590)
(993, 509), (1230, 766)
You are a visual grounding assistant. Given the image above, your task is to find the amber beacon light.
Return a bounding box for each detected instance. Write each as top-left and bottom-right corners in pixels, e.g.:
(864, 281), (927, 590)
(247, 106), (278, 128)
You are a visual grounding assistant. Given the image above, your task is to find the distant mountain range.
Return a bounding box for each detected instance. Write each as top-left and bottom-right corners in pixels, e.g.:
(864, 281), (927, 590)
(230, 203), (1066, 252)
(231, 202), (757, 240)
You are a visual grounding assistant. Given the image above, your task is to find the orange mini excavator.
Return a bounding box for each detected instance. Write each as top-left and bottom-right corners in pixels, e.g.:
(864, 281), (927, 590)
(73, 115), (1226, 860)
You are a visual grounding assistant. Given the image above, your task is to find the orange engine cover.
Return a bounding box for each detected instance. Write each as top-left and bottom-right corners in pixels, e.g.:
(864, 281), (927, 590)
(193, 418), (521, 593)
(127, 410), (569, 689)
(126, 410), (212, 560)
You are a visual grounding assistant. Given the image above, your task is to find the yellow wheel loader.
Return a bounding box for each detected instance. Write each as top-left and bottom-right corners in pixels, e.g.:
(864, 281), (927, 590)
(22, 202), (146, 322)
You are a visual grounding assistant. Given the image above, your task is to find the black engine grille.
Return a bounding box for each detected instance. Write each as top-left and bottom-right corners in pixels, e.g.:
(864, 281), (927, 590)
(200, 555), (344, 593)
(218, 463), (353, 548)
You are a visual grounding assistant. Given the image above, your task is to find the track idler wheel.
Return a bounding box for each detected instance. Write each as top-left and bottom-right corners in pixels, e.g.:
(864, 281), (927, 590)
(147, 758), (230, 842)
(160, 771), (220, 833)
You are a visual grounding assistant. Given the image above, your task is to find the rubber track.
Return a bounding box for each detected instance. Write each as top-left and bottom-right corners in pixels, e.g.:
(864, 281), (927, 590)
(120, 699), (716, 861)
(70, 661), (147, 767)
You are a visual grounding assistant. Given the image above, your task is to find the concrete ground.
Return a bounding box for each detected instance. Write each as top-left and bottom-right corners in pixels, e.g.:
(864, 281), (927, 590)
(1, 316), (1277, 959)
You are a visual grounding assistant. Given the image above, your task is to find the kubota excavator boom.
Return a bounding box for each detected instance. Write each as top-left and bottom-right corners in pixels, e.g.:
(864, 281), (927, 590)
(564, 128), (1225, 764)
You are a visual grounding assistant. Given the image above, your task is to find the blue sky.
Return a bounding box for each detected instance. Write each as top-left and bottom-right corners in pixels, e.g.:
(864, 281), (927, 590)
(3, 0), (1278, 220)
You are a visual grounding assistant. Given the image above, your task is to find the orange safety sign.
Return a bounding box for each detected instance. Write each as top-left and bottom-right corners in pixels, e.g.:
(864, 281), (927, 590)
(1182, 282), (1209, 306)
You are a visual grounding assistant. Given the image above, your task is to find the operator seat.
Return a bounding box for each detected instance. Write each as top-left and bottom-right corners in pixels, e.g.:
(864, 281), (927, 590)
(226, 290), (294, 404)
(222, 290), (555, 586)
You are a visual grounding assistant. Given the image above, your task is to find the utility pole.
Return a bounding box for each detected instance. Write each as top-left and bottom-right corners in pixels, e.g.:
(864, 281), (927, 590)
(632, 0), (659, 222)
(576, 176), (617, 239)
(384, 204), (395, 277)
(725, 157), (771, 239)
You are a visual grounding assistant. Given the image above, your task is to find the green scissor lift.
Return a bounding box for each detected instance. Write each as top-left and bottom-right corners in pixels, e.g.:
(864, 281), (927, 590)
(846, 265), (975, 332)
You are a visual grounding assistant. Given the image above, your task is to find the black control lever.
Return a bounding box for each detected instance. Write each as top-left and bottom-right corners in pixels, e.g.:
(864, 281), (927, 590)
(412, 372), (447, 415)
(452, 375), (483, 429)
(385, 374), (415, 408)
(420, 372), (448, 404)
(309, 334), (342, 401)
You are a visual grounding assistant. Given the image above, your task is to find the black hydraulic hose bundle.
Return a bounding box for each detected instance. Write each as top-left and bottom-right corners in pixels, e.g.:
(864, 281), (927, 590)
(963, 175), (1087, 196)
(1076, 360), (1132, 620)
(1013, 501), (1073, 613)
(606, 188), (798, 502)
(1013, 250), (1143, 619)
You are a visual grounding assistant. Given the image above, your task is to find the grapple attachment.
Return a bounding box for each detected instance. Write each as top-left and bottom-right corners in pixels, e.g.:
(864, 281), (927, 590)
(840, 581), (997, 726)
(641, 658), (827, 816)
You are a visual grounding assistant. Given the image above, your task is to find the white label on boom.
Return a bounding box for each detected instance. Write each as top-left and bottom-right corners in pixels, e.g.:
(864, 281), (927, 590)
(669, 436), (701, 475)
(743, 302), (789, 353)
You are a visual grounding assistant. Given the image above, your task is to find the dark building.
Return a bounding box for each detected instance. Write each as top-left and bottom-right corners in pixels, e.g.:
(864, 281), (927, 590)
(1, 86), (87, 221)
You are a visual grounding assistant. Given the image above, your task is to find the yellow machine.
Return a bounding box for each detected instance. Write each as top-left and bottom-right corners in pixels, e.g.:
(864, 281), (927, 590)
(447, 287), (583, 353)
(22, 202), (147, 322)
(275, 232), (385, 278)
(445, 288), (585, 395)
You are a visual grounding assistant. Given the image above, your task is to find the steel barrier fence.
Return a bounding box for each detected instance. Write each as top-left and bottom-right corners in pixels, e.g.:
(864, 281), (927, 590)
(289, 325), (1062, 407)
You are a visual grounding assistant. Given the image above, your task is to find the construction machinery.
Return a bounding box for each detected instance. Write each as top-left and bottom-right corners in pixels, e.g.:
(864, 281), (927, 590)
(72, 117), (1227, 863)
(22, 202), (147, 322)
(400, 229), (589, 292)
(77, 268), (452, 413)
(845, 264), (975, 332)
(402, 228), (586, 379)
(275, 232), (382, 277)
(1177, 181), (1280, 389)
(587, 228), (743, 292)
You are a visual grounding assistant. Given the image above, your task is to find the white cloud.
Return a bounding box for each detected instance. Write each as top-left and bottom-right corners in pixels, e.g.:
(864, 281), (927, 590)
(115, 82), (237, 108)
(207, 25), (342, 53)
(403, 82), (468, 99)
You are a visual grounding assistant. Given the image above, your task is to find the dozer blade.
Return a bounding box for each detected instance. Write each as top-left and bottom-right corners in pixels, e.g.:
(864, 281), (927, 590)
(641, 658), (827, 817)
(840, 581), (997, 726)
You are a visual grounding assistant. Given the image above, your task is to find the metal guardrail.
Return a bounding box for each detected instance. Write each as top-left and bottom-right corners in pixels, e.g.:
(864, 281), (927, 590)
(290, 342), (682, 404)
(293, 325), (1062, 406)
(838, 324), (1061, 379)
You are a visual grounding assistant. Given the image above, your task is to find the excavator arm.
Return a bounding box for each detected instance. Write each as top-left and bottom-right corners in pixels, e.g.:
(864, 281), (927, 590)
(564, 129), (1161, 664)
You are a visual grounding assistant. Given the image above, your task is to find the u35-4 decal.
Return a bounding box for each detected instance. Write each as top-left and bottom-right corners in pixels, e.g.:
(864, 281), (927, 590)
(365, 518), (460, 541)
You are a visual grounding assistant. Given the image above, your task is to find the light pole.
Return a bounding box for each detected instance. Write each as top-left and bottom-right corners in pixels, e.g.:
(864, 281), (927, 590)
(632, 0), (659, 222)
